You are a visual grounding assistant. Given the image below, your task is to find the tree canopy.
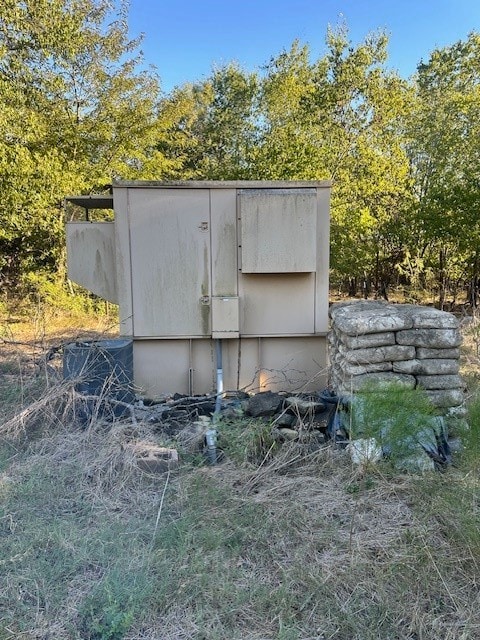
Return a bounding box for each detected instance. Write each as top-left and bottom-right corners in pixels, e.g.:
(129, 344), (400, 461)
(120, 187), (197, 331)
(0, 0), (165, 289)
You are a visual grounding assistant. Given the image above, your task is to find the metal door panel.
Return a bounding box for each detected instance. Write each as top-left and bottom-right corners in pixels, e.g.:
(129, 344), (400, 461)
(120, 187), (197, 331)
(66, 222), (117, 303)
(239, 188), (317, 273)
(239, 273), (315, 335)
(129, 189), (211, 337)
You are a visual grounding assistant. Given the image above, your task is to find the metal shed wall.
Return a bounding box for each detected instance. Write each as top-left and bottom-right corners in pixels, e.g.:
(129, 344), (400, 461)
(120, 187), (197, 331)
(66, 222), (117, 304)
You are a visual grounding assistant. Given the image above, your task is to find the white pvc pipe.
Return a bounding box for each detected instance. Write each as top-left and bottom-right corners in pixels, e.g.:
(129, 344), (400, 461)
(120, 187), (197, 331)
(214, 339), (223, 415)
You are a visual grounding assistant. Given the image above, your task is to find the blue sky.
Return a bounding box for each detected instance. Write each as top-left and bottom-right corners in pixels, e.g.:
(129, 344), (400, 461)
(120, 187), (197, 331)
(128, 0), (480, 93)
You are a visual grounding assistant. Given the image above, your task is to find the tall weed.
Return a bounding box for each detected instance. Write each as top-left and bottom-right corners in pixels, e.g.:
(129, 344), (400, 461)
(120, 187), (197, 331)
(347, 382), (440, 465)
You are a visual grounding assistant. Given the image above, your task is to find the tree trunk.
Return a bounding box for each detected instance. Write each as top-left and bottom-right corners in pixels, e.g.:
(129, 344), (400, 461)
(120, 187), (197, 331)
(468, 253), (479, 308)
(362, 274), (371, 299)
(348, 278), (357, 297)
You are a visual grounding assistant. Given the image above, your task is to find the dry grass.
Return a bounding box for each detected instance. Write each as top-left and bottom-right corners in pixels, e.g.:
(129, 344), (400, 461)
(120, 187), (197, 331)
(0, 303), (117, 425)
(1, 308), (480, 639)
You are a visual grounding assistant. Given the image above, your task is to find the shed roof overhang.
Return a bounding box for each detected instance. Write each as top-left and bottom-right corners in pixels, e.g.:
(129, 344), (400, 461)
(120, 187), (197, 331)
(66, 195), (114, 210)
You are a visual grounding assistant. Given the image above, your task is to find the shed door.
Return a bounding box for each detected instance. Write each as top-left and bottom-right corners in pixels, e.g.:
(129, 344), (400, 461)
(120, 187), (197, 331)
(129, 189), (211, 337)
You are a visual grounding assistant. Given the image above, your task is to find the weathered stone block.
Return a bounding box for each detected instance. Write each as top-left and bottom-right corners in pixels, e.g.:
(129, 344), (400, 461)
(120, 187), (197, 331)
(416, 347), (461, 359)
(393, 359), (459, 375)
(334, 311), (413, 336)
(424, 389), (464, 408)
(396, 329), (461, 348)
(408, 307), (459, 329)
(340, 332), (396, 350)
(340, 372), (416, 392)
(176, 422), (206, 454)
(345, 345), (415, 365)
(329, 300), (388, 319)
(416, 374), (464, 390)
(340, 361), (393, 376)
(274, 413), (297, 428)
(392, 359), (422, 374)
(330, 300), (458, 325)
(276, 427), (299, 441)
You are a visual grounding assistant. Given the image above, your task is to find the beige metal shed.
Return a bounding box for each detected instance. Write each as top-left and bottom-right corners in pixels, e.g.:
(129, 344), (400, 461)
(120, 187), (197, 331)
(66, 180), (331, 397)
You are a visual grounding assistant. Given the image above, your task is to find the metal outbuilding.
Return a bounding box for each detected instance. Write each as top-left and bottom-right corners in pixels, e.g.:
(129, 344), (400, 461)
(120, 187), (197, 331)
(66, 180), (331, 397)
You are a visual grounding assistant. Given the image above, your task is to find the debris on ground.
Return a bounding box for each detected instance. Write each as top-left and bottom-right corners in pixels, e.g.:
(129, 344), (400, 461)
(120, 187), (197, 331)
(127, 443), (179, 474)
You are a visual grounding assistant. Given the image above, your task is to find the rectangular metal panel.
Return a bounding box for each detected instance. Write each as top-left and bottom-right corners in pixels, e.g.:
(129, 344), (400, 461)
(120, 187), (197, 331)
(239, 273), (315, 335)
(66, 222), (117, 303)
(210, 189), (238, 296)
(239, 189), (317, 273)
(134, 339), (214, 396)
(128, 189), (211, 337)
(259, 337), (327, 392)
(212, 297), (239, 338)
(315, 188), (331, 333)
(223, 338), (260, 392)
(227, 337), (326, 394)
(133, 340), (191, 397)
(113, 188), (133, 335)
(191, 340), (215, 394)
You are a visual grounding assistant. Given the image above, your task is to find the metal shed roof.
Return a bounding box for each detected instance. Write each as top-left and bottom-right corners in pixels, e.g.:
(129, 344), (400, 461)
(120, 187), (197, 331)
(112, 179), (332, 189)
(66, 195), (114, 210)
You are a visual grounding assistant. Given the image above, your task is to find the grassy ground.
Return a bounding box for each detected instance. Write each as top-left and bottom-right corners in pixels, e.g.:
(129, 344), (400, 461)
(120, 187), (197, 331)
(1, 306), (480, 639)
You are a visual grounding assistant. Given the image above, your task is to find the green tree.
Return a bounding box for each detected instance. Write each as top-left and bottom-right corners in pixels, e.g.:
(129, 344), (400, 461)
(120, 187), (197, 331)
(157, 64), (259, 180)
(0, 0), (166, 292)
(254, 28), (412, 296)
(407, 32), (480, 306)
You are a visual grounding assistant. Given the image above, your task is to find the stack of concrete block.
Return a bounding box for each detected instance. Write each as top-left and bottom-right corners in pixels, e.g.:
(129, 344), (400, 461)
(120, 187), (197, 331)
(329, 301), (464, 417)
